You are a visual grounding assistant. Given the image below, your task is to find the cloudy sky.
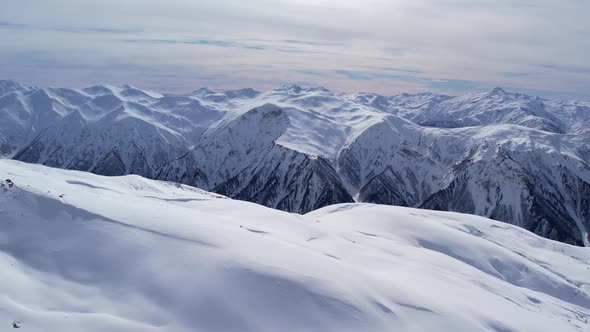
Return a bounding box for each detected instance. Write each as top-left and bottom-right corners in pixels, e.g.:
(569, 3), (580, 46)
(1, 0), (588, 98)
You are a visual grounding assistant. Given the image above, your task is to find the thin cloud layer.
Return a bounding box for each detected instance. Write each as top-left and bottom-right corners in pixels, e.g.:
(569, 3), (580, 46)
(0, 0), (588, 98)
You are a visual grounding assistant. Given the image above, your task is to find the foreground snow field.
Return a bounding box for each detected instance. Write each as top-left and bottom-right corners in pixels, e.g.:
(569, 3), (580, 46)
(0, 159), (589, 331)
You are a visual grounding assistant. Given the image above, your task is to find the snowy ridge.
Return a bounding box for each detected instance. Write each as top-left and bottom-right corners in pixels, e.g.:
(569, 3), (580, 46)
(0, 160), (589, 331)
(1, 80), (589, 245)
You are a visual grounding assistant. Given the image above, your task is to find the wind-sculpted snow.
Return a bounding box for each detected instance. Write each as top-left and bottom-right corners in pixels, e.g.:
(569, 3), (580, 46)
(1, 80), (589, 245)
(0, 160), (589, 332)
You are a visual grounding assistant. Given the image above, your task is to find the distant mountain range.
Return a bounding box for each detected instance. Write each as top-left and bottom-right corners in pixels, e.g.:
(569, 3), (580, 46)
(1, 80), (589, 246)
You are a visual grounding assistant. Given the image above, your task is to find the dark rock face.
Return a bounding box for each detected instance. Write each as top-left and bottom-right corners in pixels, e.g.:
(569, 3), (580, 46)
(358, 167), (412, 207)
(337, 120), (590, 247)
(93, 150), (127, 176)
(155, 104), (353, 214)
(417, 153), (590, 246)
(213, 146), (353, 214)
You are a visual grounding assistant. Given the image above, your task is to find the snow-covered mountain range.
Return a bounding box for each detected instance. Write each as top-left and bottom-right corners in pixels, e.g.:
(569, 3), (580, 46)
(1, 80), (589, 246)
(1, 160), (589, 331)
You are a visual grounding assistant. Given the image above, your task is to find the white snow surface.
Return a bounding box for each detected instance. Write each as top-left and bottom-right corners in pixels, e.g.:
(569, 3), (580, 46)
(0, 160), (589, 332)
(1, 81), (590, 245)
(2, 81), (589, 160)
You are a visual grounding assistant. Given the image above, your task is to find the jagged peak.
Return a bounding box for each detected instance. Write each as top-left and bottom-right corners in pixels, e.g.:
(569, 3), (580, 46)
(0, 80), (31, 94)
(477, 87), (544, 103)
(277, 84), (303, 93)
(451, 87), (516, 102)
(118, 86), (162, 99)
(394, 91), (449, 99)
(352, 91), (386, 99)
(490, 87), (506, 94)
(0, 79), (21, 86)
(305, 86), (331, 93)
(276, 84), (333, 95)
(83, 84), (116, 96)
(81, 84), (162, 100)
(119, 84), (136, 90)
(227, 104), (289, 128)
(29, 88), (53, 100)
(191, 87), (216, 96)
(247, 103), (285, 116)
(223, 87), (260, 99)
(484, 87), (520, 99)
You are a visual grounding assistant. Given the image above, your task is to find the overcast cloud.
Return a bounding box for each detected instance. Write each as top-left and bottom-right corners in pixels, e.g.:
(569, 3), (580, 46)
(0, 0), (588, 98)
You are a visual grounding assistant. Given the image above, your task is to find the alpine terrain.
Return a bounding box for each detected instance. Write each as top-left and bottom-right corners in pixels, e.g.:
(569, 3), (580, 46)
(1, 80), (589, 246)
(0, 159), (589, 331)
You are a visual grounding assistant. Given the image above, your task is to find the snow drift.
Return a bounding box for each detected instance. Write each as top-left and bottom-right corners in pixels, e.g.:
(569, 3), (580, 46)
(0, 160), (589, 331)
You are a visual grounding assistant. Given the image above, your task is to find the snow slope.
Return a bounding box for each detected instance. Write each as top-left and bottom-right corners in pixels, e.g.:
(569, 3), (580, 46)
(0, 160), (589, 331)
(1, 80), (590, 245)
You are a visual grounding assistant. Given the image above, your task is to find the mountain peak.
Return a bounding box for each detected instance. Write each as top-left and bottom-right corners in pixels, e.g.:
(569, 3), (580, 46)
(224, 87), (260, 99)
(192, 87), (216, 96)
(278, 84), (303, 93)
(119, 84), (136, 90)
(0, 80), (30, 94)
(489, 87), (507, 95)
(277, 84), (332, 95)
